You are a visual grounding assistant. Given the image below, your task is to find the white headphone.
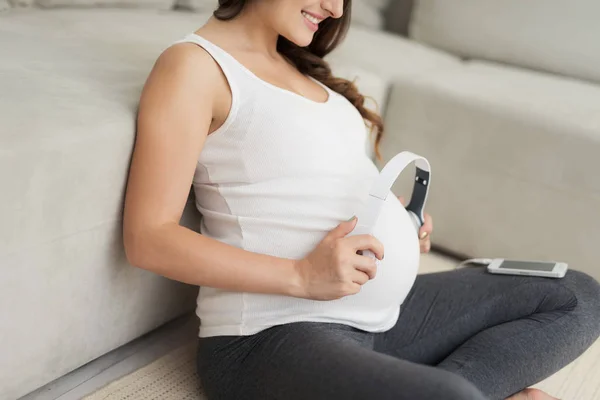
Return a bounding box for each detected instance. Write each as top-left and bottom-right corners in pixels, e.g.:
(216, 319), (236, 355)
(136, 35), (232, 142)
(348, 151), (431, 260)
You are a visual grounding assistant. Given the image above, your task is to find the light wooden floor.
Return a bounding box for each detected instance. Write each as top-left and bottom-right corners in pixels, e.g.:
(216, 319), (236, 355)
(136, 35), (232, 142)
(21, 251), (600, 400)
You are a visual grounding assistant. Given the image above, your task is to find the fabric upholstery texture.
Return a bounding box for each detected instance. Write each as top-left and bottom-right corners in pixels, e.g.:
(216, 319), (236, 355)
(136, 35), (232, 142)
(8, 0), (34, 7)
(328, 24), (461, 80)
(174, 0), (214, 12)
(350, 0), (389, 29)
(410, 0), (600, 84)
(0, 9), (210, 399)
(35, 0), (176, 8)
(382, 61), (600, 282)
(383, 0), (413, 36)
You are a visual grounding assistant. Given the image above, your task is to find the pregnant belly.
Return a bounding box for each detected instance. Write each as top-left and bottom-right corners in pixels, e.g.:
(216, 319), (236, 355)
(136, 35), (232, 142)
(196, 190), (422, 332)
(335, 192), (421, 312)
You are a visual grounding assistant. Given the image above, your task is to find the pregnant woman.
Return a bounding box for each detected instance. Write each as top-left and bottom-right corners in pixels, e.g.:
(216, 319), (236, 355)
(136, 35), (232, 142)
(122, 0), (600, 398)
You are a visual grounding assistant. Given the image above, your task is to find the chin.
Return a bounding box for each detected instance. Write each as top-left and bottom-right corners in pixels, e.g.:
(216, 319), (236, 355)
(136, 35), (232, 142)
(283, 31), (314, 48)
(296, 36), (314, 47)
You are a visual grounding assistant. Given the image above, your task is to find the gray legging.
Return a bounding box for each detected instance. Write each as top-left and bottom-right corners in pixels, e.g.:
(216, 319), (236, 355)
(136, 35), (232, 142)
(196, 267), (600, 400)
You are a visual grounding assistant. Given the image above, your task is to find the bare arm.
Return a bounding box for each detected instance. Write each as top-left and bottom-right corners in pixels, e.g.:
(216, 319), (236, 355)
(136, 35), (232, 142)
(123, 44), (303, 298)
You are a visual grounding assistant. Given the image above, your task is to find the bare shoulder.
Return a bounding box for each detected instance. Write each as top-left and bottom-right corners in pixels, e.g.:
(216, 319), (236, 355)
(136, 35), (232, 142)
(139, 41), (232, 133)
(157, 41), (220, 74)
(144, 41), (223, 99)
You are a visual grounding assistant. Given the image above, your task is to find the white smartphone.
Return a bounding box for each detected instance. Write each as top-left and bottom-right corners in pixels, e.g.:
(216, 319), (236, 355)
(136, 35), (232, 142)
(487, 258), (568, 278)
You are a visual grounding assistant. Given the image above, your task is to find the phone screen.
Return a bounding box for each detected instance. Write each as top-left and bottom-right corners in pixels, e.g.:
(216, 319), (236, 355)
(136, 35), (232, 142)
(498, 260), (556, 272)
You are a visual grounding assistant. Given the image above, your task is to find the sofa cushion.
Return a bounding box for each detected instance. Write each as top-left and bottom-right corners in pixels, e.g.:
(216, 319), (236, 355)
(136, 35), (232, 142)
(174, 0), (213, 12)
(0, 8), (212, 399)
(382, 59), (600, 281)
(324, 24), (461, 158)
(410, 0), (600, 84)
(350, 0), (389, 29)
(383, 0), (413, 36)
(175, 0), (391, 29)
(325, 23), (460, 120)
(327, 24), (461, 81)
(8, 0), (34, 7)
(0, 8), (213, 257)
(35, 0), (175, 9)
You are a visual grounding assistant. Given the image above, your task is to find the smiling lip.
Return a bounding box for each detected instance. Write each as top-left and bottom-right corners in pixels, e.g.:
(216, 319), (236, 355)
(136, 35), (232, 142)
(302, 10), (325, 20)
(302, 10), (324, 32)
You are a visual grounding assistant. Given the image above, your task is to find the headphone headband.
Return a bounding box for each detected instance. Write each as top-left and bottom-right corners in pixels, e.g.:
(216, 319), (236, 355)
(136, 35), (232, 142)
(370, 151), (430, 200)
(355, 151), (431, 232)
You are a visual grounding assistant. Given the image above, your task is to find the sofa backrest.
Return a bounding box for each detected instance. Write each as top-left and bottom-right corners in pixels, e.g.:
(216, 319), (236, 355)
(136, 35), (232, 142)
(409, 0), (600, 84)
(8, 0), (174, 9)
(177, 0), (394, 31)
(44, 0), (174, 8)
(383, 0), (413, 36)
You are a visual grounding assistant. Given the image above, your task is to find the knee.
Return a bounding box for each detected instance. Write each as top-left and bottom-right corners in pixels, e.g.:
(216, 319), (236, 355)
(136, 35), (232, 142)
(563, 270), (600, 309)
(562, 269), (600, 337)
(565, 269), (600, 301)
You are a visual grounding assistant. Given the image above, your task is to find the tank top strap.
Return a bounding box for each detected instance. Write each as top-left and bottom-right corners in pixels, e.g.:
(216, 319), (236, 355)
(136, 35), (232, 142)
(172, 33), (235, 71)
(170, 32), (245, 105)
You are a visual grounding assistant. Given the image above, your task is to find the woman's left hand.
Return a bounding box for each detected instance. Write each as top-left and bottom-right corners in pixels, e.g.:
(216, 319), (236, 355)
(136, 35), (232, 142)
(398, 196), (433, 254)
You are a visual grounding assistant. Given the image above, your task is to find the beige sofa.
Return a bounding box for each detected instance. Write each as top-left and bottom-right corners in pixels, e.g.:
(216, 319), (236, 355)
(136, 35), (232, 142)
(1, 0), (599, 398)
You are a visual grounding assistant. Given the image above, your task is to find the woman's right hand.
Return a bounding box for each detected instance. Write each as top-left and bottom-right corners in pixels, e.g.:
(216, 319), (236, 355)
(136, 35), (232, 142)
(292, 216), (385, 301)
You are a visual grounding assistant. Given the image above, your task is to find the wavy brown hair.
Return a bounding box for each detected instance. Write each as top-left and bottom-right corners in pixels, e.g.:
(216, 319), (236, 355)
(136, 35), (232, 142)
(213, 0), (385, 162)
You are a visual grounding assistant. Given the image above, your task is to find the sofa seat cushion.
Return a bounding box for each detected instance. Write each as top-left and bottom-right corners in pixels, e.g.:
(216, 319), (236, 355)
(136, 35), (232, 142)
(383, 59), (600, 280)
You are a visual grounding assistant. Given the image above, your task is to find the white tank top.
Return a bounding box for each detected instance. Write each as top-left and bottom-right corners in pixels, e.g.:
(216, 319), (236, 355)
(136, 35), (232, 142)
(169, 33), (421, 338)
